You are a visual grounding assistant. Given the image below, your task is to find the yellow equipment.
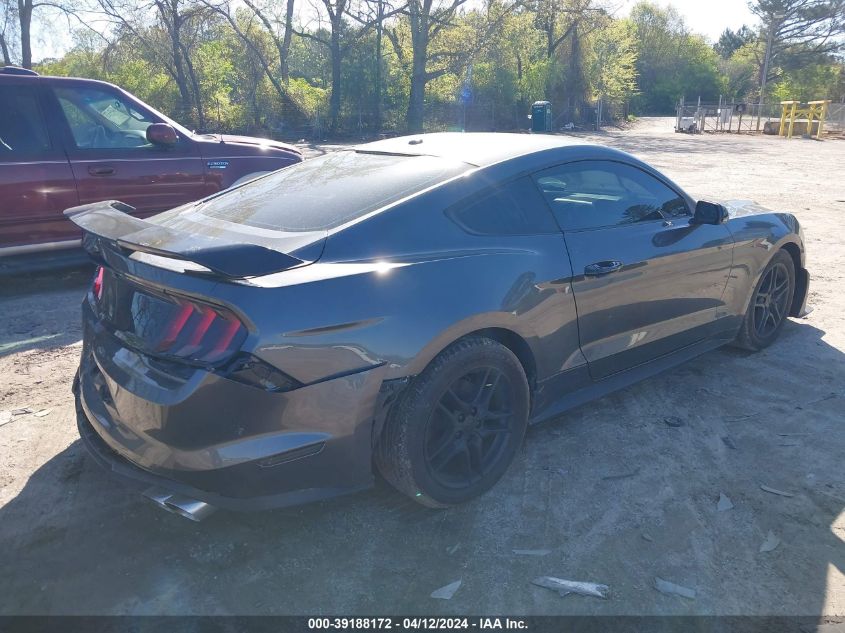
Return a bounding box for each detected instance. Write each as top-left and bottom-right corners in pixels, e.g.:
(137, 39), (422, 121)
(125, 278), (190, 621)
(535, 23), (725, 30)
(778, 100), (831, 139)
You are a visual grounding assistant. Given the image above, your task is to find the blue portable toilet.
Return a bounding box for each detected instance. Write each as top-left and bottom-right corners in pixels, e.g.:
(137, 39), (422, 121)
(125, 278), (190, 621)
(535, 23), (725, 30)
(530, 101), (552, 132)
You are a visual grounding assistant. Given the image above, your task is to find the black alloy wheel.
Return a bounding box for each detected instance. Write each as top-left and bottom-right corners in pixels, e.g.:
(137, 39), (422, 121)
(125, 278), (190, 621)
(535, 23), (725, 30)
(424, 367), (515, 489)
(375, 337), (530, 507)
(735, 249), (796, 351)
(753, 261), (791, 338)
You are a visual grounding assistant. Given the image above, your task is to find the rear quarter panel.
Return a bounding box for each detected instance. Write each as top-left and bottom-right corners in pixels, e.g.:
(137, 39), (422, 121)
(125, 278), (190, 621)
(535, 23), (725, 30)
(209, 175), (583, 387)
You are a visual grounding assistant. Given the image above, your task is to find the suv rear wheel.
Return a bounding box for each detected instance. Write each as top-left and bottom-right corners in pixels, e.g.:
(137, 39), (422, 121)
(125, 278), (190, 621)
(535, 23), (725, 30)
(375, 337), (530, 507)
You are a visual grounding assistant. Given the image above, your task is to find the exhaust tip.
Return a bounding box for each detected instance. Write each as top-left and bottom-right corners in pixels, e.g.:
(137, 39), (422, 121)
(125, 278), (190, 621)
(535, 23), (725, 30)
(143, 486), (175, 511)
(164, 495), (217, 522)
(142, 487), (217, 522)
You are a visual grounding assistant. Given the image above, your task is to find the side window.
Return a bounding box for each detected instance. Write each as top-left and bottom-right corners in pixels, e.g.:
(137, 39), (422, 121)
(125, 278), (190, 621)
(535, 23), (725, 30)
(54, 86), (157, 150)
(448, 177), (559, 236)
(0, 85), (52, 158)
(533, 160), (689, 231)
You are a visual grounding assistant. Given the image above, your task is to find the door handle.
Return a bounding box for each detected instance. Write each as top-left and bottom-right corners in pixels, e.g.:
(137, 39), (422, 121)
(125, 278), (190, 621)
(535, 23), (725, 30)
(88, 166), (115, 176)
(584, 260), (624, 276)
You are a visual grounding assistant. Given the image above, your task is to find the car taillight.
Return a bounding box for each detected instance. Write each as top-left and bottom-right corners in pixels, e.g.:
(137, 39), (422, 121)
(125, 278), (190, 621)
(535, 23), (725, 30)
(89, 267), (248, 367)
(92, 266), (104, 301)
(153, 297), (247, 365)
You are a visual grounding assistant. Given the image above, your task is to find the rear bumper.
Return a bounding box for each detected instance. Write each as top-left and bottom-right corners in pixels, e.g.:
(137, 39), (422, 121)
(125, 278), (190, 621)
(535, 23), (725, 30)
(74, 318), (386, 511)
(75, 396), (369, 511)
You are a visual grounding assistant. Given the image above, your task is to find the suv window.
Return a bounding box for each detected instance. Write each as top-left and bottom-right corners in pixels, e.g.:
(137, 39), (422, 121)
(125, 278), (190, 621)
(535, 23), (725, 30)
(0, 84), (51, 158)
(448, 177), (559, 235)
(533, 160), (689, 231)
(54, 86), (157, 149)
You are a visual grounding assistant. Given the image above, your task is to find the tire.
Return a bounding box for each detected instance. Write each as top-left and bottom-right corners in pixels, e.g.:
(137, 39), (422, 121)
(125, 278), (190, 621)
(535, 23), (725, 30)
(734, 249), (795, 351)
(375, 337), (530, 508)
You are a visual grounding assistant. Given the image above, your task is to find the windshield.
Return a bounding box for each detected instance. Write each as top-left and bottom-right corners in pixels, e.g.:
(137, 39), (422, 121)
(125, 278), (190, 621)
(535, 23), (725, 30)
(194, 151), (471, 232)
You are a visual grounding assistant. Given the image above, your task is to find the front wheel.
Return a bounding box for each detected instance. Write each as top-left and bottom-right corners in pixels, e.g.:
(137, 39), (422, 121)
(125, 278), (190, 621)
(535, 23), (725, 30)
(375, 337), (530, 508)
(735, 249), (795, 351)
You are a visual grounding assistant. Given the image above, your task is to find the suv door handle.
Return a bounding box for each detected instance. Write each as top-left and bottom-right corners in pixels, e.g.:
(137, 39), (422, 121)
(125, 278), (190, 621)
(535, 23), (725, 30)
(584, 260), (624, 276)
(88, 166), (115, 176)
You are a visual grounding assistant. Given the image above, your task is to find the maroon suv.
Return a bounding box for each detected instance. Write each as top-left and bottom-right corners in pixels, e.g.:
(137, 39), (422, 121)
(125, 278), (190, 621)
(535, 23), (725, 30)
(0, 66), (302, 264)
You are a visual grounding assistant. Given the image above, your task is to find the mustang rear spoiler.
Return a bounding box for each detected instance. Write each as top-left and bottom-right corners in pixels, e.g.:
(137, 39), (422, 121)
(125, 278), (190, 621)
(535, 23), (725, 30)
(64, 201), (304, 279)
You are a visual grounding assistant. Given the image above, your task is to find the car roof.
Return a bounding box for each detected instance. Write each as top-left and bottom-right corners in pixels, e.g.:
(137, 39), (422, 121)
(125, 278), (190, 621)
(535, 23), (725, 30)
(354, 131), (694, 211)
(35, 75), (116, 88)
(0, 70), (123, 91)
(356, 132), (593, 167)
(0, 71), (196, 137)
(0, 66), (40, 76)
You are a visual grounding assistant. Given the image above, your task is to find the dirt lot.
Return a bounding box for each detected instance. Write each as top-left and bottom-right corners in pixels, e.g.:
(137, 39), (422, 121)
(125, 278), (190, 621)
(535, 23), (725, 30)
(1, 118), (843, 618)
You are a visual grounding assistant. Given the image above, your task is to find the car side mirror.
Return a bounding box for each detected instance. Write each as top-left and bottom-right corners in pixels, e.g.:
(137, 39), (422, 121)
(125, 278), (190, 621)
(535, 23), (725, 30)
(691, 200), (728, 225)
(146, 123), (178, 147)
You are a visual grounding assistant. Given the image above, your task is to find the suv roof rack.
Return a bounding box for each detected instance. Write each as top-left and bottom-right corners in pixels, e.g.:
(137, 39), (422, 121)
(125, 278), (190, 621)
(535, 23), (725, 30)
(0, 66), (39, 76)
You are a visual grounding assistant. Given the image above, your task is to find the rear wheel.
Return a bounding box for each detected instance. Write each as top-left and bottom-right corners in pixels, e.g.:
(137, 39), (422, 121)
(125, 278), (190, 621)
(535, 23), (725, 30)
(375, 337), (529, 508)
(735, 249), (795, 351)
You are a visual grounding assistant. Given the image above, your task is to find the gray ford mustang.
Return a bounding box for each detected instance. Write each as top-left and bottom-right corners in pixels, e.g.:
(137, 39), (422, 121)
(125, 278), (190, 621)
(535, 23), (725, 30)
(69, 133), (809, 520)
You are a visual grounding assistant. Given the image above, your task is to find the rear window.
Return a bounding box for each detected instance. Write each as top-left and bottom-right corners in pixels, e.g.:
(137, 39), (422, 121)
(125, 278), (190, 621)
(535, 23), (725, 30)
(197, 151), (471, 232)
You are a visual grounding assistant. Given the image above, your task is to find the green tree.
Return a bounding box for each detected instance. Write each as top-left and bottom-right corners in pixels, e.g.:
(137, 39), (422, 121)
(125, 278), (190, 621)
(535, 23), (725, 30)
(719, 41), (761, 101)
(714, 25), (756, 59)
(399, 0), (469, 132)
(772, 59), (845, 101)
(751, 0), (845, 101)
(629, 1), (723, 113)
(1, 0), (16, 65)
(30, 0), (844, 137)
(474, 9), (547, 128)
(587, 17), (637, 119)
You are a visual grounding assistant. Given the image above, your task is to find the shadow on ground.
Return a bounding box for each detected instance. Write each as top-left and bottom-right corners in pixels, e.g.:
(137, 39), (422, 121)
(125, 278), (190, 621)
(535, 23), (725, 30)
(0, 320), (842, 618)
(0, 267), (90, 357)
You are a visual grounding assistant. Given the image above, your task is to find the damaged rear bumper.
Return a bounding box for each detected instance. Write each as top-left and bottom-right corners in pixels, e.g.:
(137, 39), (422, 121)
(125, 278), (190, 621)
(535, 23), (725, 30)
(73, 330), (387, 511)
(75, 398), (369, 511)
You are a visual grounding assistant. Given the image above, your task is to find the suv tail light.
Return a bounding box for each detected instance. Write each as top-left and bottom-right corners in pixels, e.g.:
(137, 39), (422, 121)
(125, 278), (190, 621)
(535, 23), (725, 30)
(90, 266), (247, 366)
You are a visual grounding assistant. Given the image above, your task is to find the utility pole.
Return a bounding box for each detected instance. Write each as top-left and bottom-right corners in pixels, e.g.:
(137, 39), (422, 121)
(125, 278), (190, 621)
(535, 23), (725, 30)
(374, 0), (384, 134)
(756, 16), (777, 132)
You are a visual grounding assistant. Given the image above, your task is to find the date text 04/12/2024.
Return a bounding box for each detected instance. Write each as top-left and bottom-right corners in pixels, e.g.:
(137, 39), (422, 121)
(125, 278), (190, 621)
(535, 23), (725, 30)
(307, 618), (528, 630)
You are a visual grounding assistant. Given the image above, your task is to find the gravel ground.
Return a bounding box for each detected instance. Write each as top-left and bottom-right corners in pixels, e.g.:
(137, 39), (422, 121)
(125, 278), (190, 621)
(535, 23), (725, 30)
(0, 118), (843, 618)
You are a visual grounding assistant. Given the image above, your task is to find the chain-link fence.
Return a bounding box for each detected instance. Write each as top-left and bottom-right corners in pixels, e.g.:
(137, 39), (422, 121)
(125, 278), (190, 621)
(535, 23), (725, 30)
(675, 102), (783, 134)
(676, 100), (845, 137)
(825, 103), (845, 134)
(186, 94), (633, 139)
(199, 101), (533, 141)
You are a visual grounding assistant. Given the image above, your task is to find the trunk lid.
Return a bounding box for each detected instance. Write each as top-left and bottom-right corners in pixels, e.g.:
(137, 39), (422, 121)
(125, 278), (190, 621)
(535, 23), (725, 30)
(67, 200), (325, 367)
(65, 200), (326, 279)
